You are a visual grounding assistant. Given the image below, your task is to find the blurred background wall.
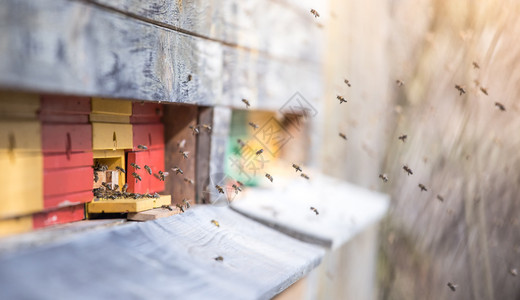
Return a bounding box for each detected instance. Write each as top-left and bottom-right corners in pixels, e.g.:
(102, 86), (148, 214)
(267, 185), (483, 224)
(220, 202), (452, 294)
(322, 0), (520, 299)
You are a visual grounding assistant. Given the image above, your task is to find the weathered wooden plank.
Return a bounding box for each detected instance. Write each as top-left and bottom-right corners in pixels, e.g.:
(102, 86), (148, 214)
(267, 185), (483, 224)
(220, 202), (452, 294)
(231, 173), (389, 249)
(86, 0), (324, 63)
(0, 206), (324, 300)
(127, 206), (181, 221)
(0, 0), (222, 105)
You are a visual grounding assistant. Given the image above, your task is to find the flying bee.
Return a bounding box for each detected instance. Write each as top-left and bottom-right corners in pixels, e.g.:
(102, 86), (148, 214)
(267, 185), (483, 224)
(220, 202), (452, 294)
(480, 87), (488, 95)
(94, 172), (99, 183)
(200, 124), (212, 132)
(215, 185), (225, 194)
(339, 133), (347, 140)
(232, 184), (242, 194)
(176, 203), (185, 213)
(447, 282), (457, 292)
(344, 79), (351, 87)
(154, 173), (161, 180)
(144, 165), (152, 175)
(122, 183), (128, 193)
(237, 181), (244, 186)
(115, 166), (126, 174)
(158, 170), (169, 181)
(403, 165), (413, 176)
(184, 178), (194, 185)
(137, 144), (148, 150)
(398, 135), (407, 142)
(292, 164), (302, 172)
(310, 207), (319, 215)
(495, 102), (506, 111)
(214, 256), (224, 262)
(265, 173), (273, 183)
(180, 151), (189, 159)
(418, 183), (428, 192)
(162, 205), (173, 211)
(437, 194), (444, 202)
(189, 125), (200, 135)
(337, 95), (347, 104)
(301, 173), (310, 180)
(171, 167), (183, 175)
(177, 139), (186, 148)
(396, 80), (404, 86)
(379, 174), (388, 182)
(237, 139), (246, 148)
(132, 172), (142, 182)
(455, 84), (466, 95)
(248, 122), (259, 130)
(187, 74), (192, 81)
(211, 219), (220, 227)
(472, 61), (480, 69)
(510, 268), (518, 276)
(130, 163), (141, 170)
(310, 8), (320, 18)
(256, 149), (264, 155)
(182, 199), (191, 209)
(242, 98), (251, 108)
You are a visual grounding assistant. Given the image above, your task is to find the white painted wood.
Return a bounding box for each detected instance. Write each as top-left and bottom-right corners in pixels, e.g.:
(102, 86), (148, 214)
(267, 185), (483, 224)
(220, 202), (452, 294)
(0, 206), (324, 300)
(231, 173), (390, 249)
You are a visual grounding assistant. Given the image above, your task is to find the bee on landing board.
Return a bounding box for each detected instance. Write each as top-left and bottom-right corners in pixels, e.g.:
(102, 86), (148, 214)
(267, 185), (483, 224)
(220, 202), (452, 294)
(292, 164), (302, 172)
(211, 219), (220, 227)
(180, 151), (189, 159)
(339, 133), (347, 140)
(447, 282), (457, 292)
(122, 183), (128, 193)
(182, 199), (191, 209)
(337, 95), (347, 104)
(398, 135), (407, 142)
(344, 79), (351, 87)
(310, 9), (320, 18)
(379, 174), (388, 182)
(248, 122), (259, 130)
(310, 207), (319, 215)
(162, 205), (173, 211)
(495, 102), (506, 111)
(215, 185), (225, 194)
(242, 99), (250, 108)
(403, 165), (413, 176)
(455, 84), (466, 95)
(171, 167), (183, 175)
(265, 173), (274, 183)
(418, 184), (428, 192)
(144, 165), (152, 175)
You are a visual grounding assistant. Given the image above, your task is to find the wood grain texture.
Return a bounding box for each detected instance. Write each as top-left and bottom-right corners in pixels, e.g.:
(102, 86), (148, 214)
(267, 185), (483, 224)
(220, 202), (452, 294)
(195, 107), (213, 203)
(85, 0), (324, 63)
(231, 173), (389, 249)
(127, 206), (181, 221)
(0, 206), (324, 299)
(0, 0), (222, 105)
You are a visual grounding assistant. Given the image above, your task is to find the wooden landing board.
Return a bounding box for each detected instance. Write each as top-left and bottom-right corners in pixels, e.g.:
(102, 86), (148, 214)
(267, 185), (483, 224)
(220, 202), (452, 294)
(0, 206), (324, 300)
(231, 173), (390, 249)
(127, 206), (181, 222)
(87, 198), (155, 214)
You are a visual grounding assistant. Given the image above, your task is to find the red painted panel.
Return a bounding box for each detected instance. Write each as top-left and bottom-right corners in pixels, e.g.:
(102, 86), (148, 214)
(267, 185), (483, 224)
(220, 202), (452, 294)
(44, 152), (93, 170)
(40, 95), (90, 115)
(127, 151), (151, 194)
(40, 115), (89, 124)
(44, 167), (93, 197)
(42, 124), (92, 153)
(149, 148), (165, 193)
(132, 123), (164, 151)
(33, 204), (85, 229)
(130, 102), (162, 123)
(44, 191), (92, 209)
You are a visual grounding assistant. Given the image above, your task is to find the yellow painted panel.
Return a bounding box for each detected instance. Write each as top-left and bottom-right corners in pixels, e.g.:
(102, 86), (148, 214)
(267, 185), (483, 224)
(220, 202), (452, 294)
(0, 91), (40, 119)
(0, 216), (33, 237)
(0, 121), (41, 153)
(91, 98), (132, 116)
(0, 152), (43, 218)
(153, 195), (171, 208)
(89, 113), (130, 124)
(87, 198), (155, 213)
(92, 123), (132, 150)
